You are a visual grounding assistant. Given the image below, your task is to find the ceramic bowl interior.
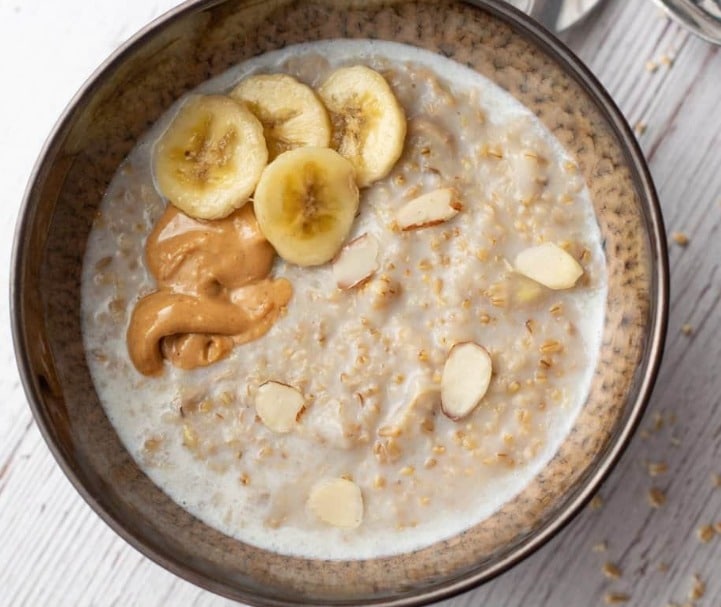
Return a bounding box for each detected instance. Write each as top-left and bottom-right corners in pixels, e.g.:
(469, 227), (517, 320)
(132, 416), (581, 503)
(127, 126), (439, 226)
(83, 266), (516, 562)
(12, 0), (667, 605)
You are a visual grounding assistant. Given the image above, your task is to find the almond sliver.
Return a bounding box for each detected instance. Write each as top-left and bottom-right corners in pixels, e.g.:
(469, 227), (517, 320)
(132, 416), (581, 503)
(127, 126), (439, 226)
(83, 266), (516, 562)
(441, 342), (492, 421)
(307, 478), (364, 528)
(514, 242), (583, 290)
(255, 381), (305, 433)
(396, 188), (461, 230)
(332, 233), (379, 289)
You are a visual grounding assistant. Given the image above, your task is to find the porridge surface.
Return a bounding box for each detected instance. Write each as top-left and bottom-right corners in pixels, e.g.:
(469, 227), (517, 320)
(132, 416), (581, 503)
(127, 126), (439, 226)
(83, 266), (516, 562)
(81, 40), (606, 559)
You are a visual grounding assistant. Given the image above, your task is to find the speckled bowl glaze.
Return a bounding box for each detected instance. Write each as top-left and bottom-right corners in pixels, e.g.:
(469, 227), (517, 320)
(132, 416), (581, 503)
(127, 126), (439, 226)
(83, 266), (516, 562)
(11, 0), (668, 605)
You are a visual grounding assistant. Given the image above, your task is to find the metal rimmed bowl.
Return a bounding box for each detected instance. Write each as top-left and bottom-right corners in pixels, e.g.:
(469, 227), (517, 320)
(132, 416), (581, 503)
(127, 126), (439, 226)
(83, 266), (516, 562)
(11, 1), (668, 605)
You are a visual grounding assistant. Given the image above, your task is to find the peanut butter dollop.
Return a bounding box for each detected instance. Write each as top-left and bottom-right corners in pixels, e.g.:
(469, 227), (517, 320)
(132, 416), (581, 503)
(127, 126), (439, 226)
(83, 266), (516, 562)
(127, 204), (292, 375)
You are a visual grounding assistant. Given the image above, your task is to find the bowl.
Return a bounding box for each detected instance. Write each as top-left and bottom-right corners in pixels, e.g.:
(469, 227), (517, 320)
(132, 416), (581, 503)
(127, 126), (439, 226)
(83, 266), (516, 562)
(11, 0), (668, 605)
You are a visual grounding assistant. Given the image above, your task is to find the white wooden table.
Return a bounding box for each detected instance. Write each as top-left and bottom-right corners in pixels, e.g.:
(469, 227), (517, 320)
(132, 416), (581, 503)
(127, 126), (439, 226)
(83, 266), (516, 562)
(2, 1), (720, 605)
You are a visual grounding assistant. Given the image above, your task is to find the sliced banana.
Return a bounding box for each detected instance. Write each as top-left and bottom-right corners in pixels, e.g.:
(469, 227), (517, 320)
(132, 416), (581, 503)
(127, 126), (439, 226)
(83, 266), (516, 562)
(318, 65), (406, 188)
(153, 95), (268, 220)
(253, 147), (359, 266)
(230, 73), (331, 160)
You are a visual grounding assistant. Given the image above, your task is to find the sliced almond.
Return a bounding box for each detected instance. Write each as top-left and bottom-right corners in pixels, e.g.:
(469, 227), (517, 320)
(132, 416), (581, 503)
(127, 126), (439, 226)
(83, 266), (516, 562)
(385, 388), (440, 433)
(408, 388), (441, 433)
(409, 388), (441, 412)
(255, 381), (305, 433)
(514, 274), (545, 304)
(332, 233), (379, 289)
(396, 188), (461, 230)
(440, 342), (492, 421)
(307, 478), (363, 528)
(514, 242), (583, 290)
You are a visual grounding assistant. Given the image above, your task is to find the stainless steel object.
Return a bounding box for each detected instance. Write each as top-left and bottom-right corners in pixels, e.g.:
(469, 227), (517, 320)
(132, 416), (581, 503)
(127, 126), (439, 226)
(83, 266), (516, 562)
(506, 0), (606, 32)
(11, 0), (668, 604)
(653, 0), (721, 44)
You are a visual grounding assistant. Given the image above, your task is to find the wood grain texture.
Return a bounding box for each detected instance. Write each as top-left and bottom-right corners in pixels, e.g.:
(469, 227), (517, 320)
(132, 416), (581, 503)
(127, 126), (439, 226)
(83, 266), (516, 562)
(1, 0), (720, 605)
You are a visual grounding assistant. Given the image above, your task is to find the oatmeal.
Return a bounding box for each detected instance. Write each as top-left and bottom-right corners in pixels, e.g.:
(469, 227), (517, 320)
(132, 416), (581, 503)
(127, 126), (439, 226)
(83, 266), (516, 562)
(81, 40), (606, 559)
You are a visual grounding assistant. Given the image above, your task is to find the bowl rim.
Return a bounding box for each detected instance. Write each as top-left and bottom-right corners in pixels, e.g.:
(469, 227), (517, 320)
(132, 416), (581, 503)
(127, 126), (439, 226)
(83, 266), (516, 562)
(10, 0), (669, 605)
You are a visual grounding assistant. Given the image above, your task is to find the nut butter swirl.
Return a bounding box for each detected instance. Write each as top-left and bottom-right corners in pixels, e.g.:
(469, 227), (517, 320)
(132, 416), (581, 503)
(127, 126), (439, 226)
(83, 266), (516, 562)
(127, 205), (292, 375)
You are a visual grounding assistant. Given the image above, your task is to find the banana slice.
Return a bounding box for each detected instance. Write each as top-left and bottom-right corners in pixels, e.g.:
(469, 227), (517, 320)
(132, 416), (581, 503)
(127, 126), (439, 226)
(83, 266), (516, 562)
(153, 95), (268, 220)
(318, 65), (406, 188)
(230, 73), (331, 160)
(253, 147), (359, 266)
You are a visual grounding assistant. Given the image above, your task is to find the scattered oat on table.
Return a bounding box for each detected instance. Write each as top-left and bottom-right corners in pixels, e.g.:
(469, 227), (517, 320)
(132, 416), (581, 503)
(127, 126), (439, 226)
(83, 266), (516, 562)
(602, 562), (622, 580)
(713, 521), (721, 534)
(712, 473), (721, 488)
(681, 324), (694, 336)
(657, 561), (670, 573)
(645, 51), (675, 72)
(689, 574), (705, 600)
(697, 524), (715, 543)
(647, 461), (669, 477)
(604, 592), (630, 605)
(593, 541), (608, 553)
(671, 231), (689, 246)
(634, 122), (647, 136)
(589, 494), (604, 510)
(648, 487), (666, 508)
